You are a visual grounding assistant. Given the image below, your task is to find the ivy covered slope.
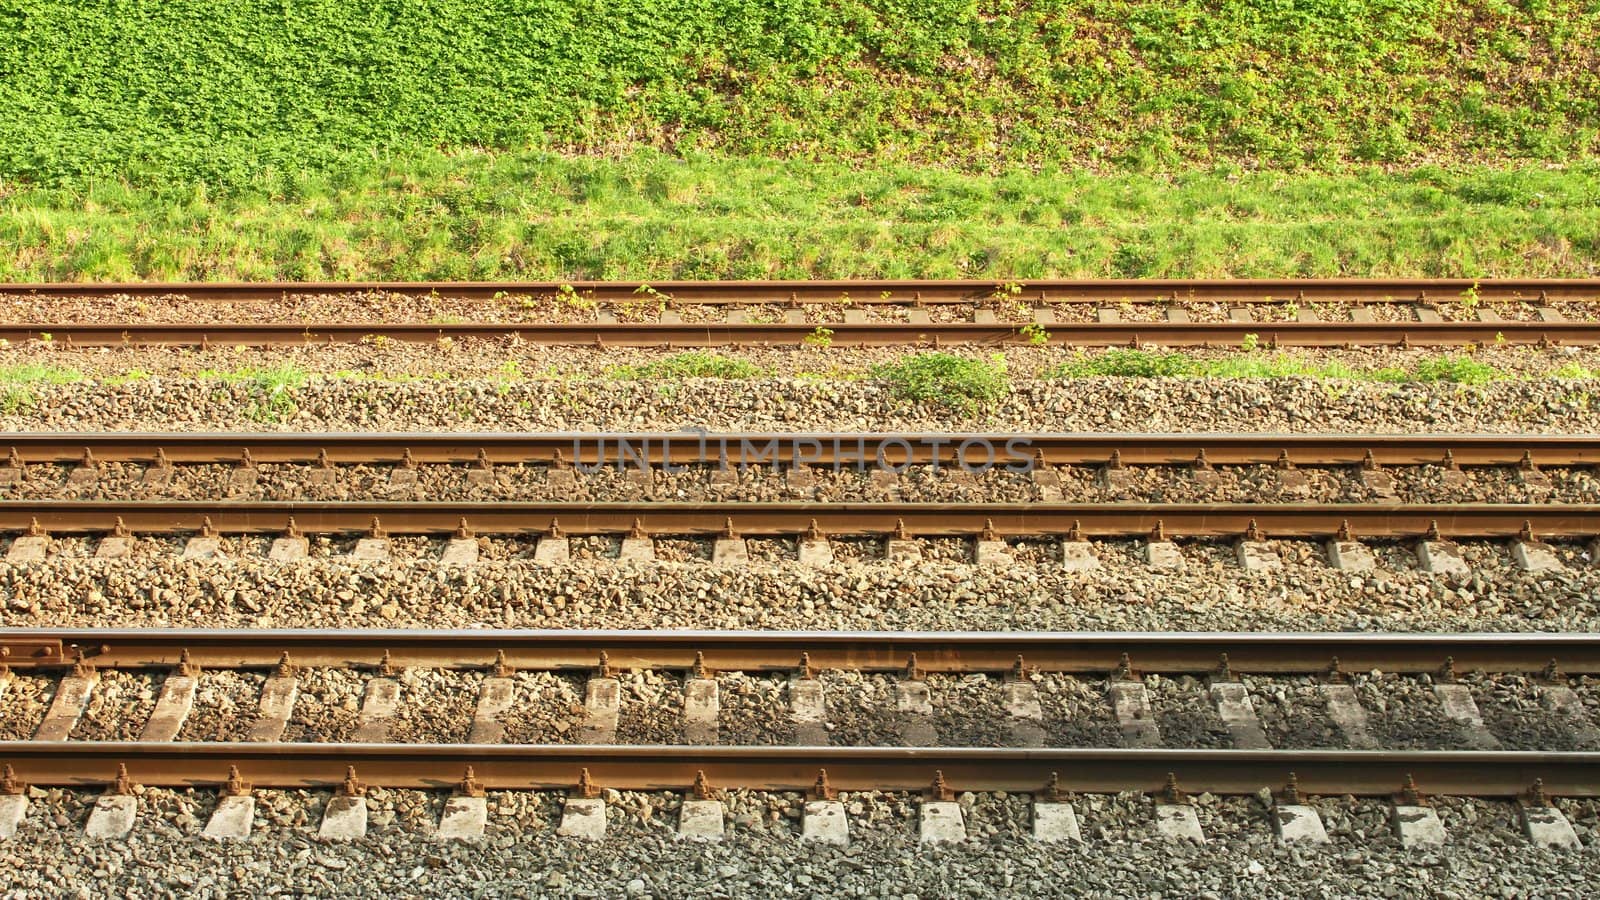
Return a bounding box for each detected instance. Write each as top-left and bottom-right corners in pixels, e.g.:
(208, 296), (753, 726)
(0, 0), (1596, 280)
(4, 0), (1595, 184)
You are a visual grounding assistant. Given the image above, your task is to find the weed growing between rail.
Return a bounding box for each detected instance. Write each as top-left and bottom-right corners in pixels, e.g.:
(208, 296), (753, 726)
(871, 353), (1012, 413)
(0, 365), (83, 413)
(1045, 350), (1503, 384)
(608, 352), (765, 381)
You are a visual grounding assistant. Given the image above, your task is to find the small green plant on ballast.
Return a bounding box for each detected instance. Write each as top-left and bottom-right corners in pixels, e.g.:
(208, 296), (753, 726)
(803, 326), (834, 350)
(1018, 322), (1050, 346)
(609, 351), (762, 380)
(871, 352), (1010, 412)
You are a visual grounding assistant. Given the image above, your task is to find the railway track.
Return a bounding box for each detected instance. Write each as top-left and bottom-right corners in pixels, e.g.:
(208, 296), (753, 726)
(6, 432), (1600, 467)
(4, 278), (1599, 347)
(5, 499), (1599, 539)
(2, 629), (1597, 801)
(10, 627), (1599, 673)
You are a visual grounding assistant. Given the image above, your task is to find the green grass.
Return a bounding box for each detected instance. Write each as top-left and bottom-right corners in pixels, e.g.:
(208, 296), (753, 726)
(871, 352), (1011, 412)
(1045, 350), (1506, 383)
(0, 364), (84, 412)
(609, 351), (764, 380)
(3, 153), (1597, 281)
(3, 0), (1596, 190)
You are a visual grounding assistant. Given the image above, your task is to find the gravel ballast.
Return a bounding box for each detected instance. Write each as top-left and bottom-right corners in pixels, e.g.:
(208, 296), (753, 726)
(2, 539), (1598, 635)
(0, 788), (1594, 898)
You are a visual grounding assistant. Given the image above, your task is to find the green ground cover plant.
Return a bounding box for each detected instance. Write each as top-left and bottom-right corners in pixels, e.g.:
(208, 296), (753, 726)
(3, 1), (1595, 188)
(1, 2), (1596, 281)
(871, 352), (1012, 411)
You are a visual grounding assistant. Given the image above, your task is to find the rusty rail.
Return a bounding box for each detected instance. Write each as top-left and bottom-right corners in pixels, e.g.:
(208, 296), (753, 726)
(4, 500), (1599, 538)
(6, 278), (1598, 303)
(6, 628), (1598, 674)
(1, 321), (1595, 348)
(0, 743), (1594, 797)
(7, 432), (1600, 467)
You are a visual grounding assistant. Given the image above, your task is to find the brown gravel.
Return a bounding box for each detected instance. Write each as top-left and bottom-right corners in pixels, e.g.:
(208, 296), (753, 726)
(71, 671), (160, 740)
(0, 673), (56, 740)
(494, 672), (587, 744)
(176, 670), (266, 741)
(280, 668), (364, 743)
(386, 668), (482, 743)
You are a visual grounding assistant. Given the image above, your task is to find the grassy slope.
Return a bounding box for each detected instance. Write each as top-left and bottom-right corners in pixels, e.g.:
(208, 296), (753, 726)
(0, 1), (1596, 280)
(3, 152), (1595, 280)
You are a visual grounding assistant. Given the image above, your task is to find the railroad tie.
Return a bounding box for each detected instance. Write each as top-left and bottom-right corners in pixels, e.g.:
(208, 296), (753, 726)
(1319, 682), (1379, 749)
(578, 669), (621, 743)
(436, 769), (488, 841)
(1325, 524), (1376, 572)
(247, 658), (300, 742)
(1271, 776), (1330, 845)
(319, 768), (368, 841)
(677, 772), (725, 841)
(0, 768), (26, 839)
(1234, 524), (1281, 573)
(137, 654), (199, 742)
(801, 771), (847, 845)
(1107, 680), (1162, 748)
(895, 665), (937, 746)
(1520, 782), (1582, 848)
(468, 662), (516, 744)
(33, 658), (97, 741)
(1390, 778), (1447, 847)
(710, 520), (747, 567)
(683, 656), (720, 745)
(1537, 681), (1600, 747)
(181, 518), (224, 561)
(919, 773), (966, 844)
(1207, 676), (1272, 750)
(557, 770), (607, 840)
(883, 522), (922, 564)
(796, 520), (833, 566)
(4, 523), (48, 563)
(533, 520), (569, 564)
(203, 768), (256, 842)
(790, 663), (828, 745)
(1143, 525), (1184, 571)
(440, 519), (480, 566)
(617, 521), (655, 563)
(84, 766), (138, 840)
(1511, 531), (1564, 574)
(1432, 683), (1502, 750)
(973, 520), (1012, 566)
(1153, 776), (1205, 844)
(1004, 659), (1045, 748)
(349, 520), (392, 562)
(352, 663), (401, 743)
(1415, 532), (1471, 578)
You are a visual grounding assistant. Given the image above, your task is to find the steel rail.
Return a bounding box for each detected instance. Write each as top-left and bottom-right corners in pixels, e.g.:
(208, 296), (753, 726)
(8, 432), (1600, 467)
(4, 500), (1599, 538)
(4, 278), (1598, 303)
(0, 743), (1593, 797)
(1, 321), (1595, 347)
(5, 629), (1598, 675)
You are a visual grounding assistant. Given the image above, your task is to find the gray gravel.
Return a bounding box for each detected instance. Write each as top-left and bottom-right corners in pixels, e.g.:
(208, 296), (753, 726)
(0, 787), (1595, 897)
(4, 539), (1599, 635)
(1353, 673), (1474, 750)
(1246, 676), (1344, 749)
(3, 347), (1600, 435)
(1147, 675), (1233, 749)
